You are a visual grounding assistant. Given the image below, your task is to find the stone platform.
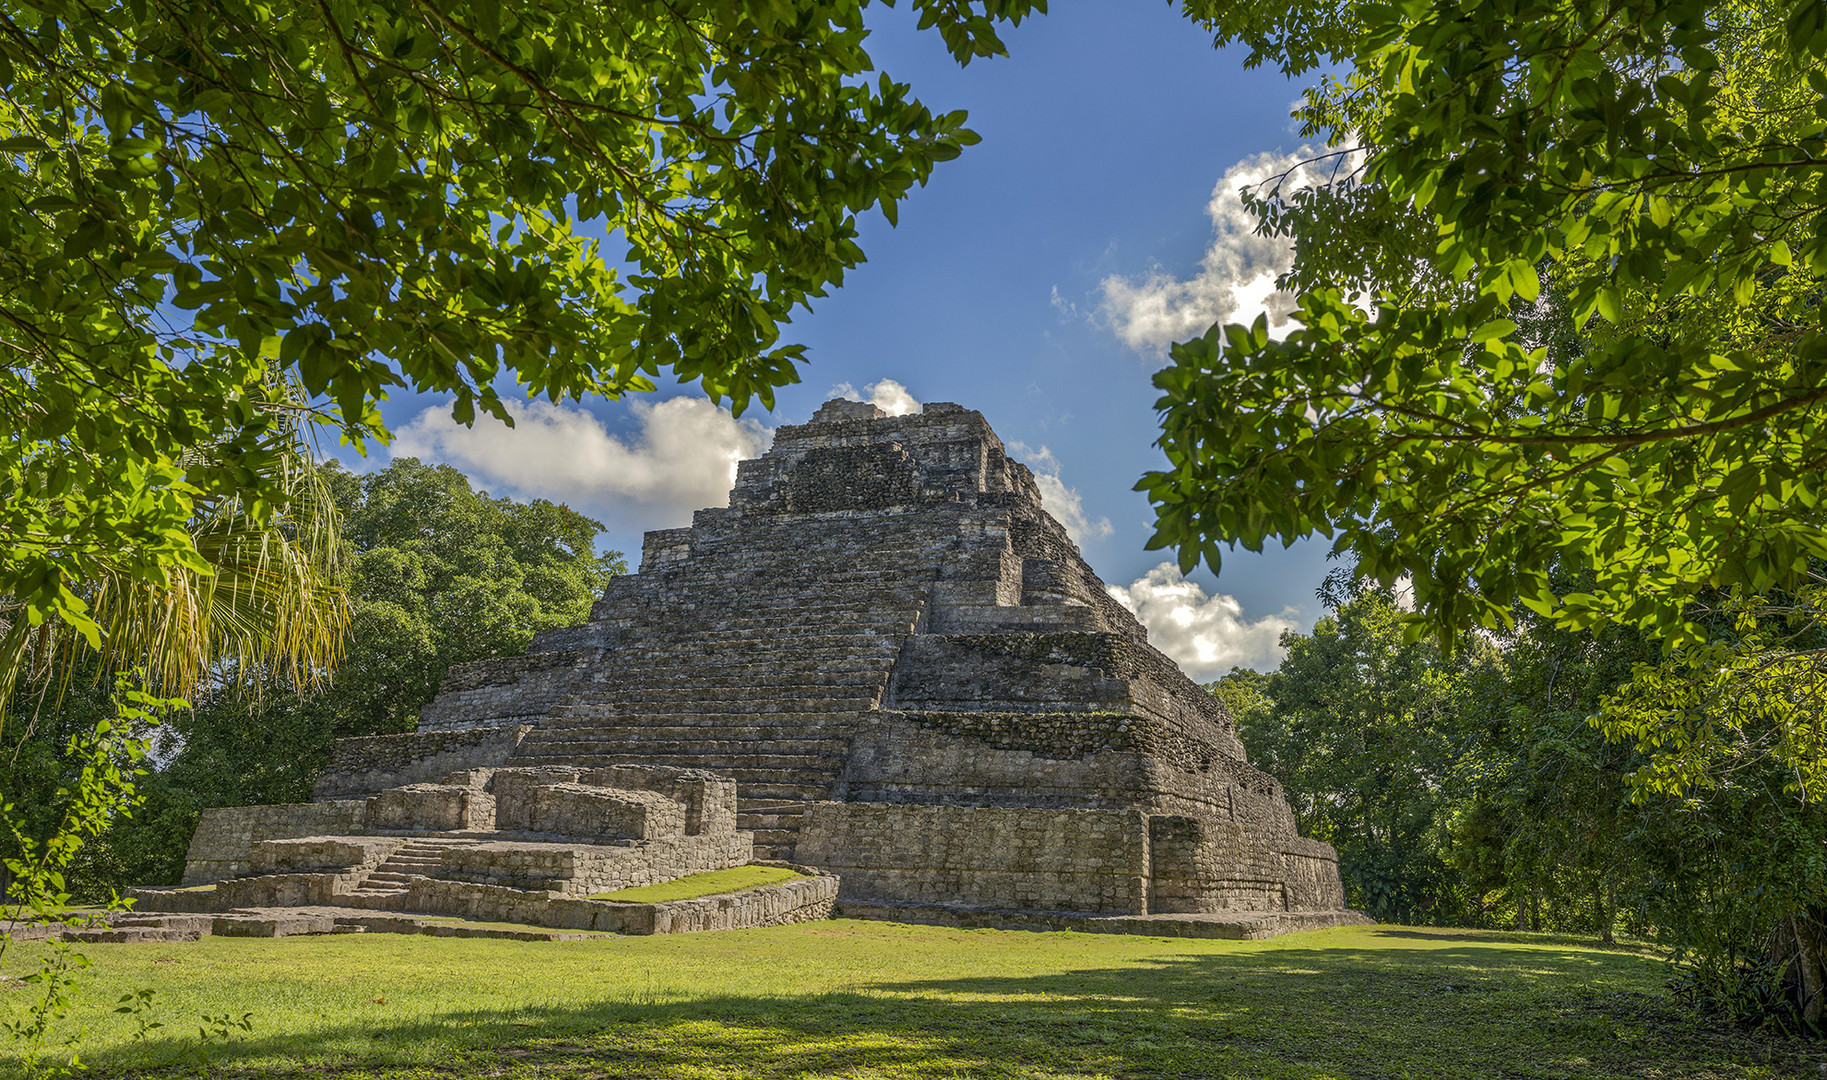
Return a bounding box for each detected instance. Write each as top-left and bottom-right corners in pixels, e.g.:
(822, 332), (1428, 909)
(120, 764), (837, 937)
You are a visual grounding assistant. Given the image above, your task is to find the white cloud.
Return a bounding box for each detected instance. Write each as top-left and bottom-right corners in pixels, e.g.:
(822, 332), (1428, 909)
(1099, 146), (1357, 354)
(828, 378), (921, 416)
(392, 396), (773, 532)
(1006, 442), (1114, 546)
(1106, 563), (1302, 681)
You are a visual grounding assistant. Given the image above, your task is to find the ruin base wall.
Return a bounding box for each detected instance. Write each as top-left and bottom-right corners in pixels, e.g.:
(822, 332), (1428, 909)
(181, 802), (369, 885)
(795, 802), (1152, 915)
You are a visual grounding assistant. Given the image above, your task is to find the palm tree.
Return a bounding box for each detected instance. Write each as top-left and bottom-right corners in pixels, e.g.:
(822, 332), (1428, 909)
(0, 384), (349, 923)
(1, 386), (349, 714)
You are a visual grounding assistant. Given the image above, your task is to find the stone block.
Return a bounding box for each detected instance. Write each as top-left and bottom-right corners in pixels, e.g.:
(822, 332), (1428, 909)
(365, 784), (493, 831)
(526, 783), (684, 840)
(212, 914), (336, 937)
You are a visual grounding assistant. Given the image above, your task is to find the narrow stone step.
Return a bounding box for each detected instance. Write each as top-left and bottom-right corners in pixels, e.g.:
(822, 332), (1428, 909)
(529, 720), (862, 734)
(513, 750), (842, 774)
(549, 696), (877, 716)
(514, 734), (848, 756)
(506, 760), (838, 791)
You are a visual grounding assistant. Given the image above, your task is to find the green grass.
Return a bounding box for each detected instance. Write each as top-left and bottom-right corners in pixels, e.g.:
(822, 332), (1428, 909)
(586, 865), (807, 903)
(3, 923), (1822, 1078)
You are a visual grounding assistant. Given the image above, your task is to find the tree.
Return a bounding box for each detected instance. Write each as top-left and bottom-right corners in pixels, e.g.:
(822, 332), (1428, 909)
(1150, 0), (1827, 643)
(1448, 601), (1660, 939)
(72, 457), (624, 891)
(1234, 587), (1497, 923)
(1144, 0), (1827, 1014)
(2, 0), (1041, 661)
(301, 456), (624, 740)
(2, 399), (347, 882)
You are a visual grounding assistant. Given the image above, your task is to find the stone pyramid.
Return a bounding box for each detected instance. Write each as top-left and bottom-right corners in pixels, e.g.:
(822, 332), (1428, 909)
(291, 398), (1353, 924)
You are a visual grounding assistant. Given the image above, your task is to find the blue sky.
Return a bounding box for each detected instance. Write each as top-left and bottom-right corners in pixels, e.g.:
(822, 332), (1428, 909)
(356, 1), (1339, 680)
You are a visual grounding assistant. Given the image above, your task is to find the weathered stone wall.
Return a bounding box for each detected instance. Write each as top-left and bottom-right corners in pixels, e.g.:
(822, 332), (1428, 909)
(1147, 815), (1285, 913)
(416, 651), (597, 732)
(181, 802), (368, 885)
(526, 784), (684, 840)
(427, 831), (752, 896)
(249, 836), (403, 875)
(217, 872), (360, 908)
(406, 869), (837, 933)
(840, 712), (1294, 823)
(795, 803), (1151, 914)
(313, 727), (529, 799)
(1283, 836), (1348, 911)
(485, 765), (736, 839)
(577, 766), (739, 836)
(366, 784), (496, 831)
(886, 633), (1246, 763)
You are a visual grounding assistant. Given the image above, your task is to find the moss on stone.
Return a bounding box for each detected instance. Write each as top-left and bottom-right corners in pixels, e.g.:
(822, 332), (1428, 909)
(586, 865), (806, 903)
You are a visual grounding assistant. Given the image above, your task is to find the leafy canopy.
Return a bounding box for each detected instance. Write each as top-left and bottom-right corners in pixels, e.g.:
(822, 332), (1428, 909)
(1151, 0), (1827, 645)
(1, 0), (1038, 651)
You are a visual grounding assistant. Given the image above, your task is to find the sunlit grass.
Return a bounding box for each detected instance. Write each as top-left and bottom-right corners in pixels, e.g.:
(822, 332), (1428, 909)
(1, 923), (1817, 1078)
(585, 864), (806, 903)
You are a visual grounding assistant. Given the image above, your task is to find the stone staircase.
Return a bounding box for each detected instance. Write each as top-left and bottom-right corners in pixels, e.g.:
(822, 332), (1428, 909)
(513, 524), (941, 858)
(341, 837), (479, 909)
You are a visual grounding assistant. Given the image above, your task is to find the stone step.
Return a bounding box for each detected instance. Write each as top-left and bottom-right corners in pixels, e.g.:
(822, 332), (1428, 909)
(600, 576), (925, 599)
(624, 621), (914, 641)
(511, 744), (847, 771)
(748, 830), (800, 860)
(500, 765), (832, 802)
(738, 811), (811, 828)
(506, 757), (839, 790)
(586, 670), (887, 692)
(532, 712), (862, 733)
(593, 587), (925, 621)
(363, 871), (419, 885)
(606, 624), (913, 650)
(632, 614), (918, 636)
(585, 656), (898, 681)
(66, 927), (203, 944)
(554, 690), (881, 711)
(338, 889), (412, 909)
(513, 749), (842, 775)
(641, 555), (939, 575)
(594, 639), (904, 663)
(608, 597), (922, 620)
(517, 725), (850, 745)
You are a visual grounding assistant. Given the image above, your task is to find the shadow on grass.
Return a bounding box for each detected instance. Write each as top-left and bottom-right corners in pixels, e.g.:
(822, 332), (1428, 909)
(1368, 928), (1661, 954)
(93, 931), (1822, 1080)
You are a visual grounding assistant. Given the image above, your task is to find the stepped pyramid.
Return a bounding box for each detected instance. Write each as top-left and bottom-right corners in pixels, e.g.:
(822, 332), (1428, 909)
(299, 399), (1352, 923)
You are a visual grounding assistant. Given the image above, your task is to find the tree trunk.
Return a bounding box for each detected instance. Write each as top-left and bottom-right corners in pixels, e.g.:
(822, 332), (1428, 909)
(1770, 908), (1827, 1030)
(1599, 876), (1615, 945)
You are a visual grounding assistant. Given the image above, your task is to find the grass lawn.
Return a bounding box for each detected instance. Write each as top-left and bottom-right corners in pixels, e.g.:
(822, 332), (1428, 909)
(2, 922), (1822, 1078)
(586, 864), (807, 903)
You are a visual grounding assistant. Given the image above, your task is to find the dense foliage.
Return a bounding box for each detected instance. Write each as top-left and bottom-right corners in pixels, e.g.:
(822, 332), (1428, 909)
(1228, 577), (1827, 1029)
(1, 0), (1038, 672)
(1155, 0), (1827, 643)
(1148, 0), (1827, 1026)
(1, 458), (623, 896)
(1222, 588), (1500, 923)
